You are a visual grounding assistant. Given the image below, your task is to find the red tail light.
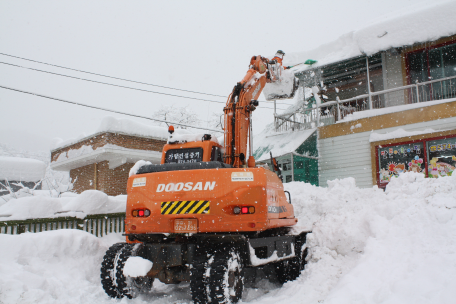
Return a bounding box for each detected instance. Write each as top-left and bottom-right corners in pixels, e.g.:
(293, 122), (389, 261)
(233, 206), (255, 214)
(132, 209), (150, 217)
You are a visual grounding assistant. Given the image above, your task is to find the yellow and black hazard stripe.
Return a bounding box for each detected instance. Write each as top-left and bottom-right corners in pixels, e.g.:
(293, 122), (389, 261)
(161, 200), (210, 215)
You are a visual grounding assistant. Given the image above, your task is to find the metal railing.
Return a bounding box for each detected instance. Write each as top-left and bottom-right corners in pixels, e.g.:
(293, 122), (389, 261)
(0, 212), (125, 237)
(275, 75), (456, 132)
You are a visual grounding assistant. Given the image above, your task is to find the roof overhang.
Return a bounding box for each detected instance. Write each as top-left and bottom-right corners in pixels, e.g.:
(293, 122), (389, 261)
(50, 146), (162, 171)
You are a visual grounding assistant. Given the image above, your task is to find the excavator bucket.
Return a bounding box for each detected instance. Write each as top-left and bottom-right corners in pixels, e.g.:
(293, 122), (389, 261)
(263, 68), (300, 101)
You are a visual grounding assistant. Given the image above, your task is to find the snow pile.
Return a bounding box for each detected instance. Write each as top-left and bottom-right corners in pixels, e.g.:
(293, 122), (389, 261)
(123, 256), (153, 277)
(0, 190), (126, 220)
(130, 160), (152, 177)
(0, 156), (46, 182)
(54, 144), (94, 162)
(0, 172), (455, 303)
(54, 116), (192, 149)
(286, 1), (456, 70)
(0, 230), (122, 304)
(61, 190), (125, 215)
(274, 172), (456, 304)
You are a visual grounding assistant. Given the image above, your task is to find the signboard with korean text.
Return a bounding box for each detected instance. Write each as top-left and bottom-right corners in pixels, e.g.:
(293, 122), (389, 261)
(165, 148), (204, 164)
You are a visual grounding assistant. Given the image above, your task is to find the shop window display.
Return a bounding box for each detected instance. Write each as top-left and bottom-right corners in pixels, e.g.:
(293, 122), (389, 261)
(378, 142), (425, 185)
(426, 136), (456, 178)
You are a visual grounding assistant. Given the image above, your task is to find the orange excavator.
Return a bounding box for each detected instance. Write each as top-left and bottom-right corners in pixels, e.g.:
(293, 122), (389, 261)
(100, 51), (307, 304)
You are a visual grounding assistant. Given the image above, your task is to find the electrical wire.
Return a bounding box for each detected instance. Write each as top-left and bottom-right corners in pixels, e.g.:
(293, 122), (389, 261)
(0, 52), (293, 106)
(0, 52), (225, 97)
(0, 85), (221, 132)
(0, 61), (290, 111)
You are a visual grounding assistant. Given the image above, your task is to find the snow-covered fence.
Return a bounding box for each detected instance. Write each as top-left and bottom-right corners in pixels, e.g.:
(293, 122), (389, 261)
(0, 212), (125, 237)
(275, 75), (456, 132)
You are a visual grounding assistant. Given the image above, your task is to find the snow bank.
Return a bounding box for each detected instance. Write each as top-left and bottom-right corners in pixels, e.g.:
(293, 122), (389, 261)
(0, 230), (122, 304)
(54, 116), (192, 149)
(1, 173), (455, 303)
(0, 156), (46, 182)
(287, 1), (456, 71)
(0, 190), (126, 220)
(270, 172), (456, 304)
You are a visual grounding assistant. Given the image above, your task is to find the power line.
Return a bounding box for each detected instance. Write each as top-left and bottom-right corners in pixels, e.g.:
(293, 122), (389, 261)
(0, 85), (221, 132)
(0, 52), (294, 106)
(0, 61), (290, 111)
(0, 52), (225, 98)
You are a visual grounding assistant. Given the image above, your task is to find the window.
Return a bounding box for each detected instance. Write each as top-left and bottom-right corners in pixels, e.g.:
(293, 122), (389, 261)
(407, 42), (456, 100)
(211, 146), (223, 162)
(378, 142), (425, 185)
(376, 134), (456, 187)
(427, 137), (456, 178)
(165, 148), (203, 164)
(286, 175), (292, 183)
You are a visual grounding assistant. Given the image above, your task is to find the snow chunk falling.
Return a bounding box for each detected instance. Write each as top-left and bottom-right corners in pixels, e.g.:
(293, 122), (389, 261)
(123, 256), (153, 277)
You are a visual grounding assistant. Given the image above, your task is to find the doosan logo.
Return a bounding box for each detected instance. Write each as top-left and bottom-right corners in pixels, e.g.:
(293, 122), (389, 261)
(156, 182), (216, 192)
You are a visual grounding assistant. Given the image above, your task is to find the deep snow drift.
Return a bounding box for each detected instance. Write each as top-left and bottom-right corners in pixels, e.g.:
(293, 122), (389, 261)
(1, 172), (455, 304)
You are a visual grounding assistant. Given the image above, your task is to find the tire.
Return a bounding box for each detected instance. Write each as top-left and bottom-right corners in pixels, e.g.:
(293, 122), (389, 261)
(100, 242), (154, 299)
(274, 236), (307, 284)
(190, 247), (213, 304)
(209, 247), (244, 304)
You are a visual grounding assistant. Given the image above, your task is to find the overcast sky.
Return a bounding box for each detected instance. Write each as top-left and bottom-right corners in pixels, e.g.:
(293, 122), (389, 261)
(0, 0), (426, 151)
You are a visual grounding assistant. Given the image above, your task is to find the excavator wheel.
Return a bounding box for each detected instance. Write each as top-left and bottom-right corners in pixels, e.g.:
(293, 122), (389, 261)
(190, 246), (213, 304)
(100, 242), (153, 299)
(274, 235), (307, 284)
(209, 246), (244, 304)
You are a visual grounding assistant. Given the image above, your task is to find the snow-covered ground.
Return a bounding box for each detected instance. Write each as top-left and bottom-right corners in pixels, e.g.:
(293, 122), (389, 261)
(1, 172), (455, 303)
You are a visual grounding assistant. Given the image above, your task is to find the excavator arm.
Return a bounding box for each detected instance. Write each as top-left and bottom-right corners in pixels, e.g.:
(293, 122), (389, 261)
(223, 55), (297, 168)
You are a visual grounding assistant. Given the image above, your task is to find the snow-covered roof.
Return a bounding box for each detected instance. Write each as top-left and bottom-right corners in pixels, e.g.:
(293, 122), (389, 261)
(50, 144), (162, 171)
(254, 125), (317, 162)
(285, 1), (456, 72)
(0, 156), (46, 182)
(53, 116), (192, 150)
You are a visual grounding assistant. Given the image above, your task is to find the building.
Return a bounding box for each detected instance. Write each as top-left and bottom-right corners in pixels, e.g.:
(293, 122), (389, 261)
(50, 117), (189, 196)
(260, 1), (456, 188)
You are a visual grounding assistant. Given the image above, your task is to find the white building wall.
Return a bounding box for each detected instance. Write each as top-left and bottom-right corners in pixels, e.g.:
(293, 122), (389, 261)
(318, 116), (456, 188)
